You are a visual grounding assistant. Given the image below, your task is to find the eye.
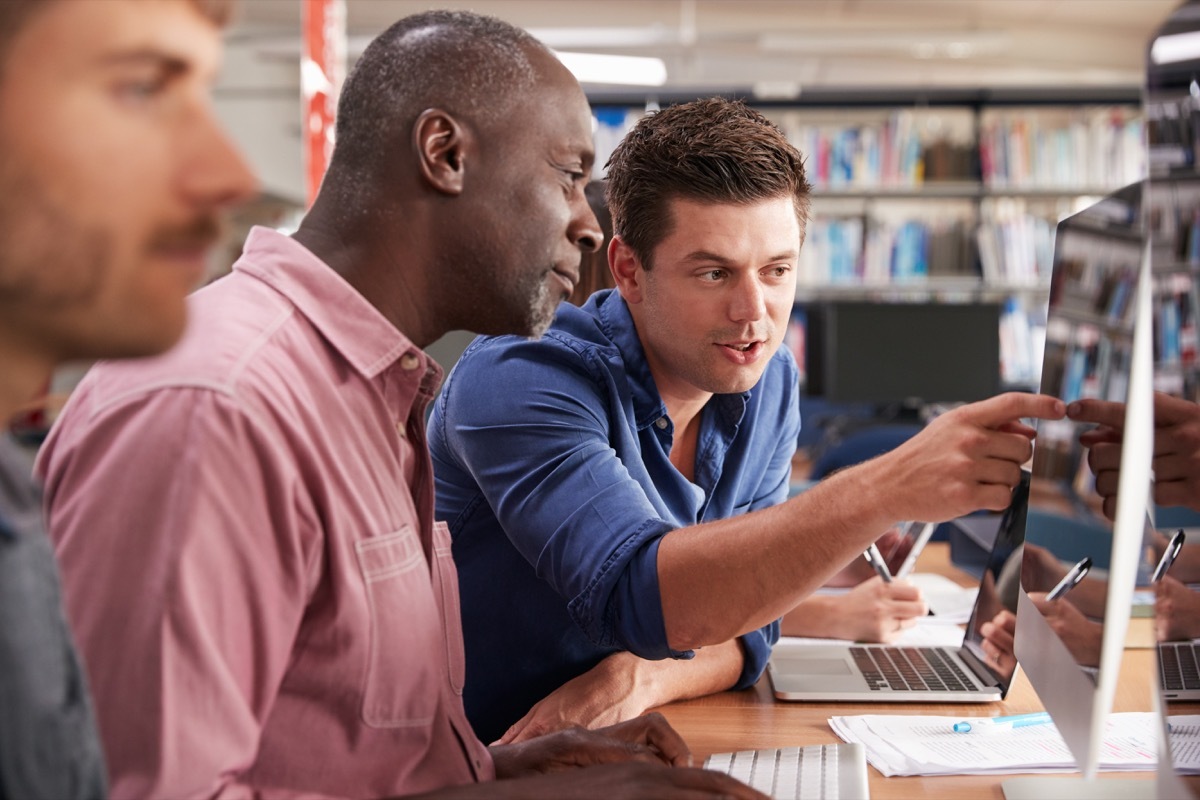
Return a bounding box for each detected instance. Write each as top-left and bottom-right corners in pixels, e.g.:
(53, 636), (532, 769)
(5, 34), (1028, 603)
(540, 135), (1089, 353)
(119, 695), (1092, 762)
(113, 70), (171, 107)
(764, 265), (792, 279)
(699, 268), (726, 282)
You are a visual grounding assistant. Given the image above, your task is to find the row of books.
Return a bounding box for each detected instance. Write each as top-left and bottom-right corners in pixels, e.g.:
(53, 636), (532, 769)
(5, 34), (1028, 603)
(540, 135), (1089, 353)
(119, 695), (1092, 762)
(998, 297), (1045, 387)
(796, 212), (1059, 287)
(796, 217), (976, 284)
(979, 108), (1144, 190)
(976, 214), (1055, 286)
(1155, 272), (1200, 368)
(1041, 316), (1132, 407)
(1147, 181), (1200, 265)
(593, 104), (1144, 193)
(1050, 257), (1138, 327)
(779, 111), (972, 188)
(1147, 95), (1200, 174)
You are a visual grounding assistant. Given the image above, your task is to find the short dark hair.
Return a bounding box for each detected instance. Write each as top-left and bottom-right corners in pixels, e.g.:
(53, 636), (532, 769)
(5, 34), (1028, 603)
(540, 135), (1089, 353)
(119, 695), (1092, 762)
(331, 10), (545, 182)
(0, 0), (234, 62)
(605, 97), (812, 268)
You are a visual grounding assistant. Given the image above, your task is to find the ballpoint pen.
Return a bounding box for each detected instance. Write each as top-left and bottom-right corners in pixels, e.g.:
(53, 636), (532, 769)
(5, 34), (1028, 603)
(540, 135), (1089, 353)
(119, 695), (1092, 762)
(863, 543), (893, 583)
(952, 712), (1053, 733)
(1046, 556), (1092, 601)
(1153, 529), (1186, 583)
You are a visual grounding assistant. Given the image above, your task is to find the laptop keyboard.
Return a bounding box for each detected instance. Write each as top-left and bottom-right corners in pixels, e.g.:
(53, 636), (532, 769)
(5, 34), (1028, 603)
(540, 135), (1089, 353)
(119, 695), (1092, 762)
(704, 743), (868, 800)
(1160, 642), (1200, 690)
(850, 646), (973, 691)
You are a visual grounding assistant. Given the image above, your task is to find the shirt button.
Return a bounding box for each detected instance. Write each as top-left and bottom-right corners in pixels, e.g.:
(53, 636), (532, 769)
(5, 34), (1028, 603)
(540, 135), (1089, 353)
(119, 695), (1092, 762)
(655, 417), (669, 430)
(400, 353), (420, 370)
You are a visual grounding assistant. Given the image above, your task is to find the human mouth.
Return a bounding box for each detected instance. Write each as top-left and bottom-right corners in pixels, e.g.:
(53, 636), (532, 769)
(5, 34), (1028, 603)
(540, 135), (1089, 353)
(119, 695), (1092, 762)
(550, 266), (579, 296)
(716, 340), (765, 364)
(150, 217), (221, 271)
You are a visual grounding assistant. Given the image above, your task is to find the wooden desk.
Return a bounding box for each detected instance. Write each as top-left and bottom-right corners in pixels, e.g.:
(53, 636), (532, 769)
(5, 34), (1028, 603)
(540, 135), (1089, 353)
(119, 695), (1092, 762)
(653, 543), (1189, 799)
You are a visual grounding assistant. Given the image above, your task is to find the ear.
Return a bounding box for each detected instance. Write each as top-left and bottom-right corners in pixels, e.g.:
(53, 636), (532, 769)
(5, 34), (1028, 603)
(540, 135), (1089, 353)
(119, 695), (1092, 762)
(413, 108), (468, 196)
(609, 236), (646, 305)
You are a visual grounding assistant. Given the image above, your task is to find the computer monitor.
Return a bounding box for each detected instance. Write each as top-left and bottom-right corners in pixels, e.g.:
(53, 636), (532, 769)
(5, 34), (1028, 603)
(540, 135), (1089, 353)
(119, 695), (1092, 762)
(1003, 186), (1157, 799)
(1147, 2), (1200, 793)
(804, 301), (1001, 407)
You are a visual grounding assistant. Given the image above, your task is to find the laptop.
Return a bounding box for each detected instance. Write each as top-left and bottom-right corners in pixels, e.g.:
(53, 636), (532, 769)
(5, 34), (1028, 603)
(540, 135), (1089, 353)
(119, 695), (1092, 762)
(769, 472), (1028, 703)
(1158, 640), (1200, 701)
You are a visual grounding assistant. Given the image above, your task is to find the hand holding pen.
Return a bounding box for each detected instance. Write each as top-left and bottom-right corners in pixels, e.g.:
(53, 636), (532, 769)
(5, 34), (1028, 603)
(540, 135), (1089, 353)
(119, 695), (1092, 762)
(863, 543), (894, 584)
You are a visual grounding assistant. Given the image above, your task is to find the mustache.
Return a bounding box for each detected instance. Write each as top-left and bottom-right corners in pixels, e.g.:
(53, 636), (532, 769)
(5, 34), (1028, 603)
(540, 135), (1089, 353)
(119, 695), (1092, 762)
(147, 215), (222, 251)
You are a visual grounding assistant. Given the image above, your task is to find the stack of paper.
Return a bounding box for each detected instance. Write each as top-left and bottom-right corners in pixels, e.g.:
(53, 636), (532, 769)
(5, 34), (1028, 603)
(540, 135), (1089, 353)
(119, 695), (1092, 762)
(779, 615), (964, 649)
(905, 573), (978, 623)
(828, 713), (1200, 777)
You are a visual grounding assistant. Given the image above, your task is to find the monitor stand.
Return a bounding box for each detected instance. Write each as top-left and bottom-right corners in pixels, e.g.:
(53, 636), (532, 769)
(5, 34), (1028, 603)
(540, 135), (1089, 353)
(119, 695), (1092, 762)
(1002, 775), (1155, 799)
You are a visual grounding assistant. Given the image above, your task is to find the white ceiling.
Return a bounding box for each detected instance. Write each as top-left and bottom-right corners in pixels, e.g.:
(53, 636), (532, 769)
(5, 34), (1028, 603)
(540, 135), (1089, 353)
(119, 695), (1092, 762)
(226, 0), (1182, 94)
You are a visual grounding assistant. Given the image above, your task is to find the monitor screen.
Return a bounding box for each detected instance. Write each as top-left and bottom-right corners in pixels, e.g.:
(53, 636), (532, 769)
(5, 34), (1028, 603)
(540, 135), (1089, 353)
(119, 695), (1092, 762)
(1012, 182), (1156, 785)
(805, 301), (1001, 406)
(1147, 4), (1200, 790)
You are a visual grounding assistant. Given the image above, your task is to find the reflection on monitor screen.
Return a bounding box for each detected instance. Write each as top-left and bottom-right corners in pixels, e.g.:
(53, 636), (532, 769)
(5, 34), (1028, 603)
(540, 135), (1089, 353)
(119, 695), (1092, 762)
(1147, 2), (1200, 794)
(1008, 182), (1156, 795)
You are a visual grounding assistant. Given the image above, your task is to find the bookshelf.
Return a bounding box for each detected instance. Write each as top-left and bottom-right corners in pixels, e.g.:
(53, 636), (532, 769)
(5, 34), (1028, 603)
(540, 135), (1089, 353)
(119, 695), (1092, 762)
(1030, 183), (1140, 490)
(592, 88), (1146, 392)
(1147, 72), (1200, 401)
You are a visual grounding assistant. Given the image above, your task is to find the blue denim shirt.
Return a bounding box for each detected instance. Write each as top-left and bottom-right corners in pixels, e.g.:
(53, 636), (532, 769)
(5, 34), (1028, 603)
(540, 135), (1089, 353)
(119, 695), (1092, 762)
(430, 289), (800, 742)
(0, 436), (106, 800)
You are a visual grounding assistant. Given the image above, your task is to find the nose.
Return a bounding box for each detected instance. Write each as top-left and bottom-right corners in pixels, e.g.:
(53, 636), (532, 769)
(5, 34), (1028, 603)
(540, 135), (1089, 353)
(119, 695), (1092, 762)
(570, 191), (605, 254)
(180, 101), (259, 210)
(729, 272), (767, 323)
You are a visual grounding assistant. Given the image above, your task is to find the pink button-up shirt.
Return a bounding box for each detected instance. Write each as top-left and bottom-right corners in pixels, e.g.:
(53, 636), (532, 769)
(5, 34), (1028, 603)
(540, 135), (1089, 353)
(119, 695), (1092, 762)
(38, 227), (494, 799)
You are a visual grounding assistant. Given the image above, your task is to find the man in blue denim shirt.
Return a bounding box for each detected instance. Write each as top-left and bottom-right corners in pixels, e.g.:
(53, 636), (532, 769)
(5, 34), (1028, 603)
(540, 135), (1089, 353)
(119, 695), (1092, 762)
(430, 98), (1066, 744)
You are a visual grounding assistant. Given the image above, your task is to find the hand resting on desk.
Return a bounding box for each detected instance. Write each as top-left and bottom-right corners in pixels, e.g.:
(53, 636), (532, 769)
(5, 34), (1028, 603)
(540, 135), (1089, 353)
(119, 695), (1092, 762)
(497, 641), (745, 745)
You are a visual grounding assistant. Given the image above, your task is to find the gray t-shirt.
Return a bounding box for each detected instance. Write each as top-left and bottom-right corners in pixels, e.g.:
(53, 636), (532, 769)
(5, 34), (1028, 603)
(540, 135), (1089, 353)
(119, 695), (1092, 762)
(0, 435), (106, 799)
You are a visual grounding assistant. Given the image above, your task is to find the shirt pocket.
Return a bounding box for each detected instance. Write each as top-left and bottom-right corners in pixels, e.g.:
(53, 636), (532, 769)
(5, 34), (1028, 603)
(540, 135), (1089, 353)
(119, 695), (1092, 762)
(355, 528), (441, 728)
(431, 521), (466, 695)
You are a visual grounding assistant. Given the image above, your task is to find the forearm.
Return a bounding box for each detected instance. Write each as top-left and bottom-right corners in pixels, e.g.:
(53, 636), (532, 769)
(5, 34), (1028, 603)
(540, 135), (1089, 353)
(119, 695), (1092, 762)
(637, 638), (745, 709)
(780, 595), (841, 638)
(658, 459), (893, 649)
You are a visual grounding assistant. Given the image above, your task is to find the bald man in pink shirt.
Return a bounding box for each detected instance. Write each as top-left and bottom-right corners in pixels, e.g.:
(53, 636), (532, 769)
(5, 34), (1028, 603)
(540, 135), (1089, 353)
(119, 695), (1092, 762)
(38, 9), (764, 800)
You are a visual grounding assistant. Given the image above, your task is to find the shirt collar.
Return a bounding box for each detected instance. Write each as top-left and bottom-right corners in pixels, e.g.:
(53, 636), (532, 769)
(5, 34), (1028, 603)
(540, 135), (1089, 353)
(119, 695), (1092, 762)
(591, 288), (750, 433)
(593, 290), (669, 430)
(232, 226), (436, 384)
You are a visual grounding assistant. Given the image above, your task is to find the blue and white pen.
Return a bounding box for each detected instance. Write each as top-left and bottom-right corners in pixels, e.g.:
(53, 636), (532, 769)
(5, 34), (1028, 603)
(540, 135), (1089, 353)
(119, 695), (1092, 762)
(952, 712), (1052, 733)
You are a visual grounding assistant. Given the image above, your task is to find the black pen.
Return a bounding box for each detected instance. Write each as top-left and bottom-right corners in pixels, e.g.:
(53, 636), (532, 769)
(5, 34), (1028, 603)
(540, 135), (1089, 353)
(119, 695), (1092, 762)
(1047, 556), (1092, 601)
(864, 543), (894, 583)
(1153, 529), (1186, 583)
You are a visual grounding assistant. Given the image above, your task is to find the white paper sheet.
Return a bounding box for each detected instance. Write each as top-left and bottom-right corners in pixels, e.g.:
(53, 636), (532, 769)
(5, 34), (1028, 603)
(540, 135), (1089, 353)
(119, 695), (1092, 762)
(827, 712), (1179, 777)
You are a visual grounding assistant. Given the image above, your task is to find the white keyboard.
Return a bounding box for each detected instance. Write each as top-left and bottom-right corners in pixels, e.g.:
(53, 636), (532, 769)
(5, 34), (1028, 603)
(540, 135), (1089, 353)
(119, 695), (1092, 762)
(703, 743), (870, 800)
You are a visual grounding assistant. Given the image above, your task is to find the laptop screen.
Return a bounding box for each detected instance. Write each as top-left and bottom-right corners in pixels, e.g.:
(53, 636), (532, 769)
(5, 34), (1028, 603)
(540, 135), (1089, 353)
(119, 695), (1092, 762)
(960, 470), (1029, 695)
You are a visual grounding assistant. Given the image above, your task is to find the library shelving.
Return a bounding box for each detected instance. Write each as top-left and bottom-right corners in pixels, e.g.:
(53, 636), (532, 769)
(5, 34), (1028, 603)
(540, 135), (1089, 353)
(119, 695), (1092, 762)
(1147, 23), (1200, 402)
(592, 87), (1146, 392)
